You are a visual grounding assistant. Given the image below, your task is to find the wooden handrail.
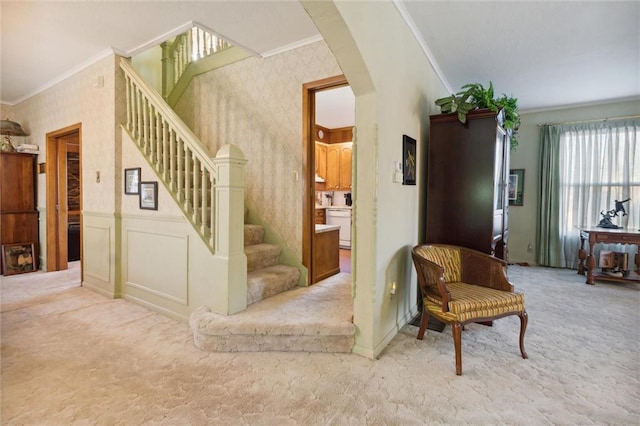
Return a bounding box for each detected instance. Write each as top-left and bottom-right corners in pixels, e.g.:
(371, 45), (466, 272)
(120, 58), (218, 251)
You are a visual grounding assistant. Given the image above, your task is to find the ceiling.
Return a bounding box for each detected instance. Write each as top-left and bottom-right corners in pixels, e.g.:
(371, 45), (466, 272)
(1, 1), (638, 118)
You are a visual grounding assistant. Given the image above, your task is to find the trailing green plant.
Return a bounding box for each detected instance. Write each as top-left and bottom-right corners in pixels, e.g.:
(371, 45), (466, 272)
(435, 82), (520, 150)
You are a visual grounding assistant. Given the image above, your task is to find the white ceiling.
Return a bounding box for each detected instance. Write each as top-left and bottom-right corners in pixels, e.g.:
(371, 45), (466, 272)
(1, 1), (638, 117)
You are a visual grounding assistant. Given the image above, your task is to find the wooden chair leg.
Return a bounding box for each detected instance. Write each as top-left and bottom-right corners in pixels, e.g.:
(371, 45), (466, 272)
(452, 322), (463, 375)
(417, 310), (429, 340)
(519, 310), (528, 359)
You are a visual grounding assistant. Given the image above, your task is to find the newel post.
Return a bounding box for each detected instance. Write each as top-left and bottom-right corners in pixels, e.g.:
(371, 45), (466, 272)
(213, 144), (248, 314)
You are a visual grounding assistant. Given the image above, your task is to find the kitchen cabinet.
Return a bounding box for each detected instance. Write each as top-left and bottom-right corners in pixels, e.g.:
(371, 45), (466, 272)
(425, 109), (510, 259)
(325, 142), (352, 191)
(315, 143), (327, 180)
(315, 208), (326, 224)
(313, 225), (340, 282)
(338, 145), (352, 190)
(1, 152), (39, 273)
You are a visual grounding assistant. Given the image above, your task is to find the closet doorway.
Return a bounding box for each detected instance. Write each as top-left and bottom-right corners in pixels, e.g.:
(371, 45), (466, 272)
(45, 123), (82, 272)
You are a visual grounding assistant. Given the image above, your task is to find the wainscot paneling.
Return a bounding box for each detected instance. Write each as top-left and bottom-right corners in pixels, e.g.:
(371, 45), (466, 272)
(125, 228), (188, 305)
(82, 212), (116, 297)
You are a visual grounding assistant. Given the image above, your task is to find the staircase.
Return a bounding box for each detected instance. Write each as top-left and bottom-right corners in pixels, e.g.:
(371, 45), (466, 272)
(244, 223), (299, 305)
(120, 51), (355, 353)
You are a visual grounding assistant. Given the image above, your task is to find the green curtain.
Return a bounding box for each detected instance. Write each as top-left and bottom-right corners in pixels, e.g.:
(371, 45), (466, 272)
(536, 125), (562, 266)
(537, 119), (639, 268)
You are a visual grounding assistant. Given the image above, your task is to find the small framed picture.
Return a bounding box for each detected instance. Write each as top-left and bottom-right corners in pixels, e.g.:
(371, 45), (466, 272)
(509, 169), (525, 206)
(402, 135), (417, 185)
(139, 181), (158, 210)
(2, 242), (36, 275)
(124, 168), (141, 195)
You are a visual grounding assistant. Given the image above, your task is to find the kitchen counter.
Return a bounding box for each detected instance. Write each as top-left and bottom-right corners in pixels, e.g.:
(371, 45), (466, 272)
(315, 224), (340, 233)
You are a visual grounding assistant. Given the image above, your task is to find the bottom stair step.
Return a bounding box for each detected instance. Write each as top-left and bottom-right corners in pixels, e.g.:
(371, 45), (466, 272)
(189, 273), (354, 353)
(247, 264), (300, 305)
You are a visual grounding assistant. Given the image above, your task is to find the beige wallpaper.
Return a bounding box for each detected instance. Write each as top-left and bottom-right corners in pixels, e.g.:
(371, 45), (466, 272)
(11, 55), (119, 212)
(174, 40), (343, 259)
(0, 103), (15, 119)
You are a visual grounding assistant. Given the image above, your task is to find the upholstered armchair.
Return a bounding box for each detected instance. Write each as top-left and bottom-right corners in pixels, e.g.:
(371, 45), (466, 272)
(411, 244), (528, 375)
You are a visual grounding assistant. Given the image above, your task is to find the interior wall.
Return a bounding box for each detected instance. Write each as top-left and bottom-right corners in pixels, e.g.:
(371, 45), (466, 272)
(131, 45), (163, 95)
(10, 55), (119, 294)
(173, 40), (342, 267)
(306, 0), (449, 357)
(508, 98), (640, 265)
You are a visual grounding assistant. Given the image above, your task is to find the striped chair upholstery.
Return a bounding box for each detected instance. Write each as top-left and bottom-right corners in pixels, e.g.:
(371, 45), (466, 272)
(412, 244), (528, 375)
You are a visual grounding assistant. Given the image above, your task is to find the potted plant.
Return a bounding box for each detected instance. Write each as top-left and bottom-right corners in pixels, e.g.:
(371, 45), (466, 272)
(435, 82), (520, 149)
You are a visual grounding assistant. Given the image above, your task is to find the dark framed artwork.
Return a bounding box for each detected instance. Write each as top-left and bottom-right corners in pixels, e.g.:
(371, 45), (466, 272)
(509, 169), (524, 206)
(402, 135), (416, 185)
(139, 181), (158, 210)
(124, 167), (141, 195)
(2, 242), (36, 275)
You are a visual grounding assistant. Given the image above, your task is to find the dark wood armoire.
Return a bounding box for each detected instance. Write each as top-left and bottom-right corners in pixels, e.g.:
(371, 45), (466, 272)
(1, 152), (39, 273)
(425, 108), (510, 260)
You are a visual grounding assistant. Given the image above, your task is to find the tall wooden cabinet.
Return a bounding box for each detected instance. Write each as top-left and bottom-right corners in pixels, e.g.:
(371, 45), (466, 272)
(1, 152), (39, 273)
(425, 109), (510, 259)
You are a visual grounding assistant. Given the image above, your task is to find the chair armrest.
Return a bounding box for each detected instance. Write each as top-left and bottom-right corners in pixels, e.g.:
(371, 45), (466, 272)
(459, 248), (514, 292)
(412, 250), (452, 312)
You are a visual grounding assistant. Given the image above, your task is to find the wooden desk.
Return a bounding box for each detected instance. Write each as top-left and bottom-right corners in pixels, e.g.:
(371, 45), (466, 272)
(578, 228), (640, 285)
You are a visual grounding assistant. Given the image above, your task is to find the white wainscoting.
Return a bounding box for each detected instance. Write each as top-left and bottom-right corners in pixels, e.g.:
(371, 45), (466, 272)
(120, 213), (218, 321)
(126, 228), (188, 305)
(82, 212), (116, 297)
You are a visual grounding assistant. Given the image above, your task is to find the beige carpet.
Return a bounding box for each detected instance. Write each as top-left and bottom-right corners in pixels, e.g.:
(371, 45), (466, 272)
(1, 262), (639, 425)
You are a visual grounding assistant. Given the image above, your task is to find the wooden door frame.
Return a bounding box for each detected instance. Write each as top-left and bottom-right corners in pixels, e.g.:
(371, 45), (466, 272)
(302, 75), (348, 284)
(45, 123), (82, 272)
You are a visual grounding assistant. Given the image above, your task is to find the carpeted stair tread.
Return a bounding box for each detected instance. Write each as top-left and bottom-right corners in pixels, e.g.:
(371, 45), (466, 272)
(244, 224), (265, 246)
(190, 273), (355, 353)
(245, 243), (281, 272)
(247, 264), (300, 305)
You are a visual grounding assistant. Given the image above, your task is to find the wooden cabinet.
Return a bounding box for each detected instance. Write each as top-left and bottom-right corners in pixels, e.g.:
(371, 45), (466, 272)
(338, 145), (352, 190)
(1, 152), (39, 273)
(426, 109), (510, 259)
(315, 208), (326, 224)
(315, 143), (327, 180)
(324, 142), (352, 191)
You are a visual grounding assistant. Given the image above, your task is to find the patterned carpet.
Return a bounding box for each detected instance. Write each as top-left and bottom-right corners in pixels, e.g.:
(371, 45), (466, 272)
(1, 262), (638, 424)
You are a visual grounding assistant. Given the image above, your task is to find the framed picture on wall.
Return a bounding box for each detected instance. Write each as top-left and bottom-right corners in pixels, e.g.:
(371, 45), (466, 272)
(509, 169), (524, 206)
(139, 181), (158, 210)
(402, 135), (416, 185)
(124, 167), (141, 195)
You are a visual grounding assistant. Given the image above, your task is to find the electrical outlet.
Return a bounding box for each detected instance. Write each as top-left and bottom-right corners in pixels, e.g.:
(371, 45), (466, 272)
(527, 243), (533, 253)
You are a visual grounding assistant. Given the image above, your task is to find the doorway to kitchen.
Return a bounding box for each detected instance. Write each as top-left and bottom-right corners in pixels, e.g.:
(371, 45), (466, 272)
(302, 76), (355, 284)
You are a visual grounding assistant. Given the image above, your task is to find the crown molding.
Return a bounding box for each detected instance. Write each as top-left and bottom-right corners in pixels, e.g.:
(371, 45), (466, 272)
(392, 0), (453, 94)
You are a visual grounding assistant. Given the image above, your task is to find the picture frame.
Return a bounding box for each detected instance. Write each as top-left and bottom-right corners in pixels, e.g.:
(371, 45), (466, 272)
(124, 167), (141, 195)
(139, 181), (158, 210)
(509, 169), (525, 206)
(2, 242), (36, 275)
(402, 135), (417, 185)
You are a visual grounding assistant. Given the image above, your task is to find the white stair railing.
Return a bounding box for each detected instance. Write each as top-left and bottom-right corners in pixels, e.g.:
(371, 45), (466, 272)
(162, 27), (231, 100)
(121, 58), (218, 251)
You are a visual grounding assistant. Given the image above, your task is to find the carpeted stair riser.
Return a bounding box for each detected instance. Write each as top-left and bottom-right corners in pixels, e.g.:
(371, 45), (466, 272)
(244, 224), (265, 246)
(245, 243), (281, 272)
(247, 264), (300, 305)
